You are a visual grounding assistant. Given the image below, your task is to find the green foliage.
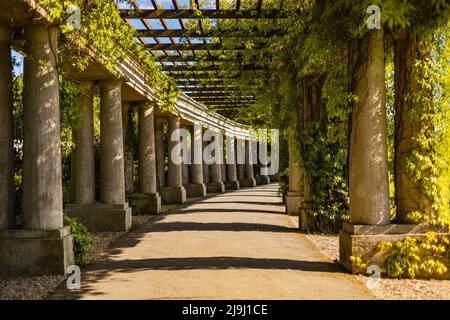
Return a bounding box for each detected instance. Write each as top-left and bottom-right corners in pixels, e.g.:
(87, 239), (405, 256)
(379, 232), (450, 279)
(12, 76), (24, 220)
(63, 215), (95, 266)
(38, 0), (180, 110)
(298, 122), (349, 232)
(401, 25), (450, 226)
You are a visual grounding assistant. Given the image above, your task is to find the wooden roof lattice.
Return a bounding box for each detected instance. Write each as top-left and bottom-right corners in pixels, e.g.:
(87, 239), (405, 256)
(120, 0), (286, 115)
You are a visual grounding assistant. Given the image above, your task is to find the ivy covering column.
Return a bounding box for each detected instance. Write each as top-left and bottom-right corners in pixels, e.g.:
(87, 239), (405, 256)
(0, 26), (14, 229)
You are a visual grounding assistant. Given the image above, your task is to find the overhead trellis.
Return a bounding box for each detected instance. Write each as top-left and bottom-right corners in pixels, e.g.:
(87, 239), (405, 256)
(119, 0), (286, 115)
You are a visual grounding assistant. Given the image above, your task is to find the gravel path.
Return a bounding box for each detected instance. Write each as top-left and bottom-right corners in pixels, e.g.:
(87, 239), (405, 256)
(0, 215), (152, 300)
(306, 233), (450, 300)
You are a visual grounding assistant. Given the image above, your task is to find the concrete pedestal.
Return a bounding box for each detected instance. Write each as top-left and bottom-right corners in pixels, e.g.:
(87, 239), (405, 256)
(286, 191), (303, 215)
(239, 178), (257, 188)
(339, 222), (450, 272)
(299, 201), (314, 232)
(0, 227), (74, 275)
(129, 193), (161, 215)
(224, 180), (240, 190)
(160, 186), (186, 204)
(207, 182), (225, 194)
(256, 175), (271, 185)
(185, 183), (207, 198)
(65, 203), (132, 232)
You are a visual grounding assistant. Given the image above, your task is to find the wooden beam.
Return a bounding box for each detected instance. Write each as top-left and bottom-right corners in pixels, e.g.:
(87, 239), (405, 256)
(136, 28), (283, 38)
(170, 73), (239, 80)
(180, 86), (238, 92)
(187, 92), (253, 98)
(161, 64), (263, 72)
(158, 55), (233, 62)
(145, 43), (264, 50)
(200, 99), (256, 107)
(121, 9), (285, 19)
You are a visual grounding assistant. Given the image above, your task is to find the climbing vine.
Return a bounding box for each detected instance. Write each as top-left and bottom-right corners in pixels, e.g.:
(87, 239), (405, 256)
(351, 232), (450, 279)
(38, 0), (180, 111)
(399, 25), (450, 226)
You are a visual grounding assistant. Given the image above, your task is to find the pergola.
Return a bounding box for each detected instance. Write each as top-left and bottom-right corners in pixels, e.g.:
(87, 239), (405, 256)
(120, 0), (286, 116)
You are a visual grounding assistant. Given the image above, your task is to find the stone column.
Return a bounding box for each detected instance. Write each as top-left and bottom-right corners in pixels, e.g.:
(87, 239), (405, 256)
(137, 101), (161, 214)
(286, 125), (303, 215)
(225, 135), (239, 190)
(2, 26), (74, 275)
(71, 81), (95, 205)
(207, 132), (225, 193)
(155, 116), (166, 190)
(257, 140), (271, 185)
(122, 102), (134, 193)
(80, 79), (131, 231)
(241, 139), (257, 187)
(181, 125), (190, 186)
(186, 124), (207, 197)
(348, 31), (390, 226)
(202, 138), (211, 185)
(67, 80), (132, 232)
(221, 163), (227, 183)
(0, 27), (14, 229)
(237, 138), (246, 183)
(22, 26), (63, 230)
(160, 116), (186, 204)
(168, 117), (182, 188)
(340, 30), (391, 272)
(100, 80), (126, 205)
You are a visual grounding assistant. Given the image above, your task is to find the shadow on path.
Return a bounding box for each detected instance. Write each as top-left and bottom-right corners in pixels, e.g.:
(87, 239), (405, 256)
(127, 221), (297, 234)
(88, 257), (344, 273)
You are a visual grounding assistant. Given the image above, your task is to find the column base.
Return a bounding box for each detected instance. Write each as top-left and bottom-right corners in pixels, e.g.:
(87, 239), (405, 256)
(256, 175), (271, 185)
(286, 191), (303, 215)
(185, 184), (207, 198)
(0, 226), (74, 276)
(239, 178), (257, 187)
(224, 180), (240, 190)
(299, 201), (315, 232)
(160, 186), (186, 204)
(207, 182), (225, 193)
(339, 222), (450, 273)
(129, 193), (161, 215)
(269, 174), (280, 182)
(65, 203), (132, 232)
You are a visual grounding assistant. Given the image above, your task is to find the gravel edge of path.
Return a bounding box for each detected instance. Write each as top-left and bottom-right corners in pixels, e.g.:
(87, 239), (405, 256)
(305, 233), (450, 300)
(0, 215), (153, 300)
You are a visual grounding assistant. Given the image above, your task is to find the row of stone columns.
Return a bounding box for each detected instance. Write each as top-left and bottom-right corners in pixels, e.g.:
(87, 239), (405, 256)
(66, 80), (132, 232)
(0, 25), (74, 275)
(151, 118), (262, 201)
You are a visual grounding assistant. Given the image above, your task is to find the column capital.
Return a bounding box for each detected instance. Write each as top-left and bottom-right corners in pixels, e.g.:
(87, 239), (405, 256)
(137, 99), (156, 109)
(99, 79), (122, 89)
(24, 25), (59, 44)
